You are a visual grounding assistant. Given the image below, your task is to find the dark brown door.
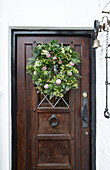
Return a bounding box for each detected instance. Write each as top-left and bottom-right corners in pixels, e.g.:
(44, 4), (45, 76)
(17, 35), (90, 170)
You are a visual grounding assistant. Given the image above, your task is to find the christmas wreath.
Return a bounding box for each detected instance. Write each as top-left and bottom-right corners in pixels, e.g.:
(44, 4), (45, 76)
(26, 40), (81, 99)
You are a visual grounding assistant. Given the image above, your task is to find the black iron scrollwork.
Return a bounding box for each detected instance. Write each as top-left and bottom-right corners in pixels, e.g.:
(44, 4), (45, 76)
(49, 114), (58, 127)
(104, 25), (110, 118)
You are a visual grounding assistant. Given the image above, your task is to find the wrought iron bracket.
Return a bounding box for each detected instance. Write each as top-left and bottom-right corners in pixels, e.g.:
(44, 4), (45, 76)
(105, 56), (110, 58)
(104, 108), (110, 118)
(105, 81), (110, 85)
(104, 26), (110, 118)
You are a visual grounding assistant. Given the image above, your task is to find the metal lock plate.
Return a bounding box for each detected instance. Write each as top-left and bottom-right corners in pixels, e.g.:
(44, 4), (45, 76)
(81, 91), (88, 128)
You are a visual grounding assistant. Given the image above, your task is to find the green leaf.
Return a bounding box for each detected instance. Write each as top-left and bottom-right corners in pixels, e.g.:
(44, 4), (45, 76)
(48, 84), (53, 90)
(49, 93), (54, 100)
(63, 84), (66, 88)
(44, 89), (51, 94)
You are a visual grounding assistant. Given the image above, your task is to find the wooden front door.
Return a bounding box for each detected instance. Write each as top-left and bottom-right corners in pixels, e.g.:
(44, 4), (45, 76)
(16, 35), (90, 170)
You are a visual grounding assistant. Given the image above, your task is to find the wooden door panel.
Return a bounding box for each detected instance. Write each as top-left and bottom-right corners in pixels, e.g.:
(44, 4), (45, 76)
(17, 35), (90, 170)
(38, 112), (70, 134)
(38, 140), (70, 163)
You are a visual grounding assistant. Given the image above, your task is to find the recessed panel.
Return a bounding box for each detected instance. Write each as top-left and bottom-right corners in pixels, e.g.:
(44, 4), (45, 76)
(38, 113), (70, 134)
(38, 140), (70, 164)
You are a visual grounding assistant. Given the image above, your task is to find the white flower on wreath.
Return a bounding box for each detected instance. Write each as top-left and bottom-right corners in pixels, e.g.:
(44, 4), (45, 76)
(41, 49), (49, 56)
(61, 48), (65, 53)
(37, 45), (42, 49)
(35, 61), (41, 67)
(66, 64), (71, 68)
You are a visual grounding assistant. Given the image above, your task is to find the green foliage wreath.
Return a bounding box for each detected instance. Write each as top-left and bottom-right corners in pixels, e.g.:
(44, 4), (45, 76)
(26, 40), (81, 99)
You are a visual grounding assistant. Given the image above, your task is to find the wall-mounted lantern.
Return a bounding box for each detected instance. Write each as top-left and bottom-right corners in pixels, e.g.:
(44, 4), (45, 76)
(93, 11), (110, 118)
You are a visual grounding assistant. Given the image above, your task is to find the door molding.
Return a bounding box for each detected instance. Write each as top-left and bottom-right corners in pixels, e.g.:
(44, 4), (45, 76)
(11, 29), (96, 170)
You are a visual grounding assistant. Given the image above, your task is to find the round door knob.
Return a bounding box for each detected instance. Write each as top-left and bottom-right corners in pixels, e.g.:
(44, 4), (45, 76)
(82, 92), (87, 98)
(85, 131), (88, 135)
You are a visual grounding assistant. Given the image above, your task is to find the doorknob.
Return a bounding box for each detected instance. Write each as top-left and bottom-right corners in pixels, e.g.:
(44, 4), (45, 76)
(81, 91), (88, 128)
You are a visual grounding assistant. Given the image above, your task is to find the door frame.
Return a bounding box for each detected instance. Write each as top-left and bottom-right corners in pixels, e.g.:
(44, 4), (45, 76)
(11, 29), (96, 170)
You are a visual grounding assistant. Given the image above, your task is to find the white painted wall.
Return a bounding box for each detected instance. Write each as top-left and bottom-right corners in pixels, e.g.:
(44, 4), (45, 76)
(0, 21), (10, 170)
(0, 0), (99, 27)
(96, 1), (110, 170)
(1, 0), (110, 170)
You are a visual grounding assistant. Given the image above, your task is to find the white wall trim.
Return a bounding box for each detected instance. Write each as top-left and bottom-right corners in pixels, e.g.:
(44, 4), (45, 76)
(10, 26), (94, 30)
(0, 20), (10, 170)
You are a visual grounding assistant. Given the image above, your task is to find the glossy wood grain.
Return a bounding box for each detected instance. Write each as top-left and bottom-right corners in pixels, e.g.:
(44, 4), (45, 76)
(38, 112), (70, 134)
(17, 36), (90, 170)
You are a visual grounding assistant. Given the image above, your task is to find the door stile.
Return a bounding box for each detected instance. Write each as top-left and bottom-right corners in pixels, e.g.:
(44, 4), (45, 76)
(17, 38), (26, 170)
(32, 87), (38, 169)
(69, 89), (75, 169)
(74, 43), (82, 170)
(81, 38), (90, 170)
